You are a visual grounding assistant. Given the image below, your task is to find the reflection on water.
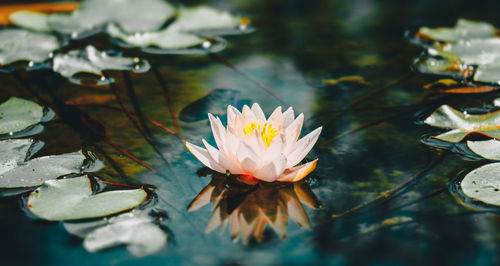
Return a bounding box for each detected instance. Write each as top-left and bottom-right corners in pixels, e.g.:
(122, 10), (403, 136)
(188, 173), (321, 243)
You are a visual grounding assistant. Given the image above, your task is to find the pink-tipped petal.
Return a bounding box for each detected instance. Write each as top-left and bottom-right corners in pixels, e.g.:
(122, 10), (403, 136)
(277, 159), (318, 182)
(267, 106), (283, 127)
(282, 107), (295, 128)
(284, 113), (304, 154)
(186, 142), (226, 173)
(251, 103), (266, 121)
(252, 155), (287, 182)
(286, 127), (322, 168)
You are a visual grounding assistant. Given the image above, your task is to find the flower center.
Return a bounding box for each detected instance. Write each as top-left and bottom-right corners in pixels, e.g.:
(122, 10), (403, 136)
(243, 121), (278, 148)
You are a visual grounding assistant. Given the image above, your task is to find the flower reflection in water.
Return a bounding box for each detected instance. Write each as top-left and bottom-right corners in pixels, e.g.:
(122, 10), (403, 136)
(188, 174), (321, 244)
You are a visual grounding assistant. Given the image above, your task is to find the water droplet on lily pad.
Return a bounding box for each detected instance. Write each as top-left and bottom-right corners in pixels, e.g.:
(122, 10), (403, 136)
(0, 29), (60, 67)
(0, 97), (54, 139)
(52, 45), (150, 85)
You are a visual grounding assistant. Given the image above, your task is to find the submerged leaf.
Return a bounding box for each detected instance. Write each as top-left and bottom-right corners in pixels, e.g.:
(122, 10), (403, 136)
(82, 209), (167, 257)
(28, 175), (148, 221)
(179, 89), (245, 122)
(0, 29), (60, 66)
(417, 19), (495, 42)
(460, 163), (500, 206)
(424, 105), (500, 142)
(0, 97), (52, 137)
(52, 45), (150, 85)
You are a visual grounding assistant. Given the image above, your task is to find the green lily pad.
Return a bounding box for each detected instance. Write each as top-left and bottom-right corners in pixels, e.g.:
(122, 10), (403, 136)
(424, 105), (500, 142)
(10, 0), (175, 39)
(0, 97), (53, 137)
(107, 6), (250, 53)
(0, 149), (91, 188)
(467, 140), (500, 160)
(0, 29), (60, 66)
(28, 175), (148, 221)
(418, 19), (495, 42)
(0, 139), (42, 175)
(82, 209), (167, 257)
(460, 162), (500, 206)
(52, 45), (150, 85)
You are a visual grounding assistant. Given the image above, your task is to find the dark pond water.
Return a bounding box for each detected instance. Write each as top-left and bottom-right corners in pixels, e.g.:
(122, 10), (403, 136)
(1, 0), (500, 265)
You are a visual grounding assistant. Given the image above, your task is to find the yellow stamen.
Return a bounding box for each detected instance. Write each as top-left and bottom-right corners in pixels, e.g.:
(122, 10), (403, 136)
(243, 121), (278, 148)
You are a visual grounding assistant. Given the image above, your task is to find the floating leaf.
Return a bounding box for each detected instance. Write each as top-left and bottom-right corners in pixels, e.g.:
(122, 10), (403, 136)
(108, 6), (251, 53)
(0, 97), (53, 137)
(0, 148), (92, 188)
(467, 140), (500, 160)
(9, 10), (51, 32)
(11, 0), (175, 39)
(52, 45), (150, 85)
(28, 175), (148, 221)
(0, 139), (42, 175)
(0, 29), (60, 66)
(82, 209), (167, 257)
(417, 19), (495, 42)
(437, 86), (500, 94)
(424, 105), (500, 142)
(460, 163), (500, 206)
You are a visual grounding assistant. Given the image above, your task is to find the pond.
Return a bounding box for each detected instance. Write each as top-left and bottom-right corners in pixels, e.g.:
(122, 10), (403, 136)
(1, 0), (500, 265)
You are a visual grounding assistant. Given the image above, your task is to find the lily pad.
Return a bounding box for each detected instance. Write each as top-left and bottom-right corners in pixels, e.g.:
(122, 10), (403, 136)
(0, 97), (54, 137)
(107, 6), (251, 53)
(0, 139), (42, 175)
(27, 175), (148, 221)
(0, 149), (92, 188)
(82, 209), (167, 257)
(467, 140), (500, 160)
(460, 162), (500, 206)
(10, 0), (175, 39)
(0, 29), (60, 66)
(417, 19), (495, 42)
(424, 105), (500, 142)
(52, 45), (150, 85)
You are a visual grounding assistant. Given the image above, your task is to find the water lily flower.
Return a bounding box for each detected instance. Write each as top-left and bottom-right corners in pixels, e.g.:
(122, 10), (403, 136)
(186, 103), (322, 182)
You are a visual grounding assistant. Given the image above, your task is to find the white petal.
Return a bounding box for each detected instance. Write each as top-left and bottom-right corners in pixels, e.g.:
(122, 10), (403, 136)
(252, 154), (287, 182)
(227, 105), (241, 130)
(286, 127), (322, 168)
(267, 106), (283, 128)
(186, 142), (226, 173)
(282, 107), (295, 128)
(208, 113), (227, 152)
(251, 103), (266, 121)
(262, 134), (285, 165)
(237, 143), (260, 173)
(241, 105), (257, 125)
(284, 113), (304, 154)
(202, 139), (240, 174)
(277, 159), (318, 182)
(242, 129), (265, 159)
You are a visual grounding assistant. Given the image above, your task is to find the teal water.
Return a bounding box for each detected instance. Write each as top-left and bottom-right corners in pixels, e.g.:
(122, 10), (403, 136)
(1, 0), (500, 265)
